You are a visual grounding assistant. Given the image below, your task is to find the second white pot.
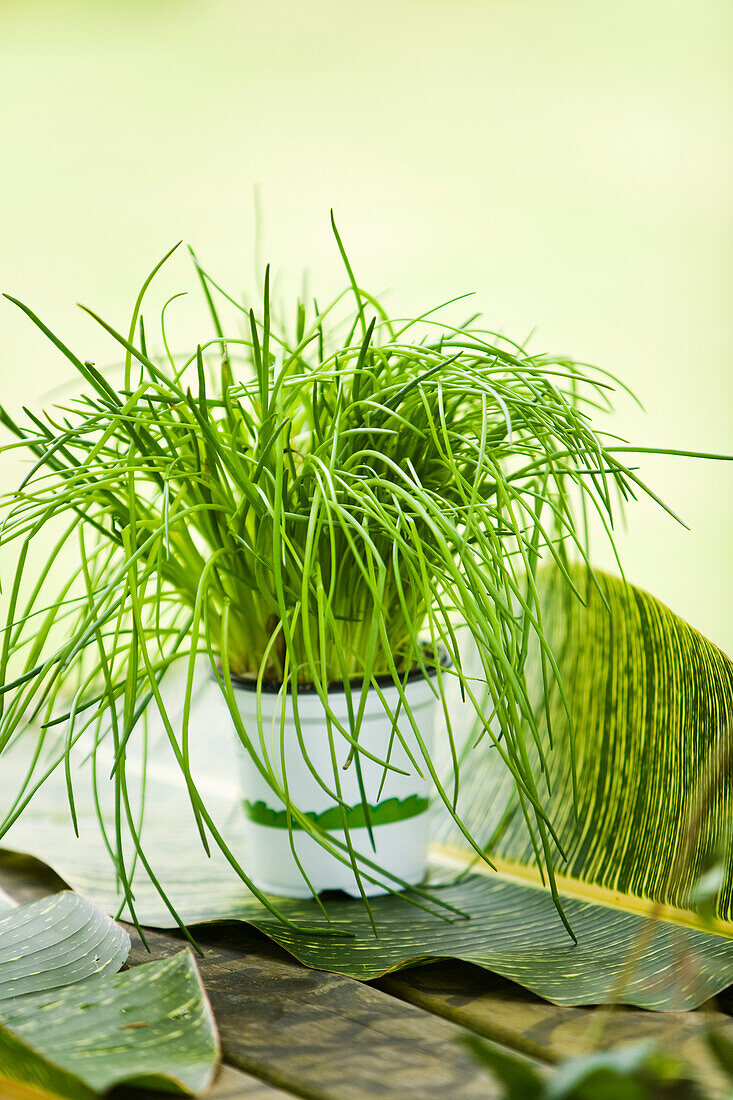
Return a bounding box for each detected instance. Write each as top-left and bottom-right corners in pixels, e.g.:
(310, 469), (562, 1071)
(232, 672), (439, 898)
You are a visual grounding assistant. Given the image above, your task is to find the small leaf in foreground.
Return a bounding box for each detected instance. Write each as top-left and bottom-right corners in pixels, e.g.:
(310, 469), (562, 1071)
(0, 949), (220, 1099)
(705, 1027), (733, 1080)
(463, 1036), (704, 1100)
(459, 1032), (543, 1097)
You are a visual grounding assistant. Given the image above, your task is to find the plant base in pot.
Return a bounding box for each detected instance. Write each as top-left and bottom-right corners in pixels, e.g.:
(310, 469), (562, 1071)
(232, 672), (439, 897)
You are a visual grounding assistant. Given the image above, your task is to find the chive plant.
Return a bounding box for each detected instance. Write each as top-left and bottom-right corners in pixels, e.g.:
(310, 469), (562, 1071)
(0, 224), (671, 935)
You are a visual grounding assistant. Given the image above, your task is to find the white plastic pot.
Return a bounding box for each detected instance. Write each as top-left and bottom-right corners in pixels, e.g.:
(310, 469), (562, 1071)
(232, 672), (439, 897)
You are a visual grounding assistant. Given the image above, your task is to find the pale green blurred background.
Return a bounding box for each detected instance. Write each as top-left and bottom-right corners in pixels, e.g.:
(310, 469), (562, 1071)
(1, 0), (731, 651)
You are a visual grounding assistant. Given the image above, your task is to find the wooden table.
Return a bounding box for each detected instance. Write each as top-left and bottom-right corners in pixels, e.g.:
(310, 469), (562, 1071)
(2, 852), (732, 1099)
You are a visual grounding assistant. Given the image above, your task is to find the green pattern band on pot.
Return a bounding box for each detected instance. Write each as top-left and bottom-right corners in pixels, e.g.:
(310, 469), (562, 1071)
(242, 794), (430, 830)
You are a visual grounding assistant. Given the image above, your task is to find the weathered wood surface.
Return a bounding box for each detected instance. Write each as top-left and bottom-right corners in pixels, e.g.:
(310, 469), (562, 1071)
(206, 1066), (299, 1099)
(2, 851), (732, 1098)
(203, 1066), (299, 1099)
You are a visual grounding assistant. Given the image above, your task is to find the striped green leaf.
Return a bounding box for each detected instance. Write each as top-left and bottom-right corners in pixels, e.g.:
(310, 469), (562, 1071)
(2, 568), (733, 1010)
(434, 566), (733, 921)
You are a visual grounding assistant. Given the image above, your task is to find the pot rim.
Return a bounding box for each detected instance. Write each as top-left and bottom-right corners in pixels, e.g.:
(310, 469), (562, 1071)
(222, 645), (451, 695)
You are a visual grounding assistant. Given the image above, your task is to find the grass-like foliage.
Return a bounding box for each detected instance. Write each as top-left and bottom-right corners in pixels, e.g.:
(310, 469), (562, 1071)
(0, 222), (684, 936)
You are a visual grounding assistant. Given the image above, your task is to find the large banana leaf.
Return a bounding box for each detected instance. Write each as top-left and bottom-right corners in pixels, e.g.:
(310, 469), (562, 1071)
(0, 893), (219, 1098)
(0, 951), (219, 1100)
(2, 568), (733, 1010)
(435, 566), (733, 919)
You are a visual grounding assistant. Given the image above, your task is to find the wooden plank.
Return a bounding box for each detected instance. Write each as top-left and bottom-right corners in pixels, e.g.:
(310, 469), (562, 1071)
(0, 855), (502, 1100)
(207, 1065), (300, 1099)
(378, 960), (733, 1097)
(124, 924), (499, 1100)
